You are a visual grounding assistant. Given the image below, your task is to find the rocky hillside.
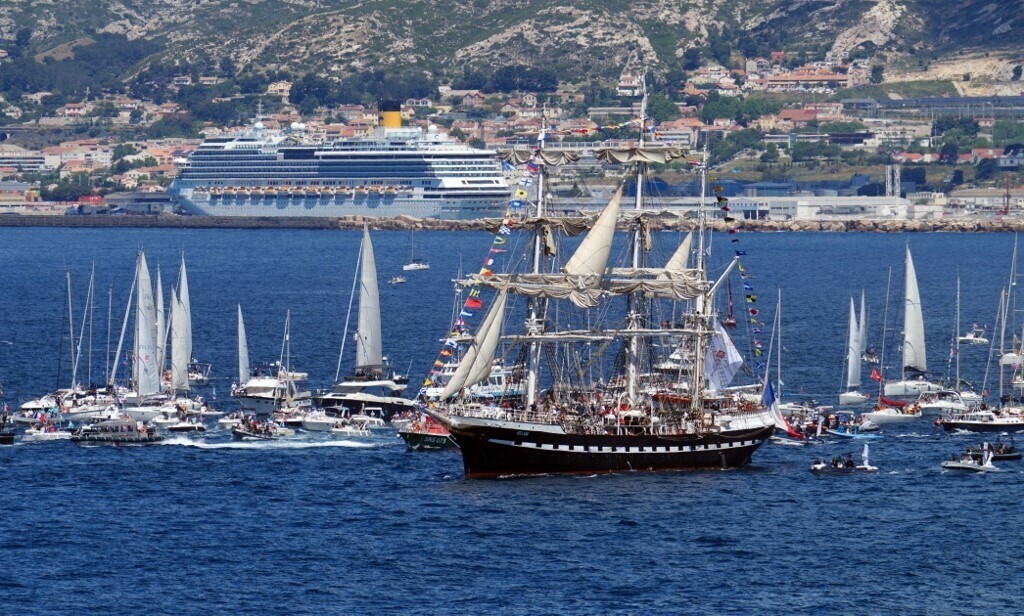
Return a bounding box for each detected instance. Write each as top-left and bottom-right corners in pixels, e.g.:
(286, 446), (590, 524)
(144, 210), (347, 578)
(2, 0), (1022, 84)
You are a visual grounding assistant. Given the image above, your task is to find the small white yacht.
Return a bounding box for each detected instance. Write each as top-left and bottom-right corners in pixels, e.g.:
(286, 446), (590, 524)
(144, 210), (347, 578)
(915, 390), (968, 416)
(958, 326), (989, 346)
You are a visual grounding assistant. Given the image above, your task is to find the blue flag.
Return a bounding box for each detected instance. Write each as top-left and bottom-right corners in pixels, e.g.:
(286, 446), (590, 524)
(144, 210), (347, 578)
(735, 250), (747, 256)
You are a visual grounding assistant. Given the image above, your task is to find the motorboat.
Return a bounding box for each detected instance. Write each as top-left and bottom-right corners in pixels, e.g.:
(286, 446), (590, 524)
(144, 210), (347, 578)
(811, 444), (878, 474)
(24, 423), (73, 441)
(217, 412), (245, 428)
(301, 410), (340, 432)
(915, 390), (968, 416)
(231, 419), (294, 440)
(188, 361), (212, 386)
(826, 425), (882, 440)
(942, 451), (1001, 473)
(71, 417), (163, 446)
(938, 409), (1024, 433)
(958, 326), (989, 346)
(165, 418), (207, 433)
(0, 413), (15, 445)
(330, 423), (372, 437)
(398, 418), (458, 450)
(350, 412), (387, 429)
(861, 405), (921, 425)
(390, 417), (413, 431)
(388, 276), (407, 285)
(839, 391), (871, 406)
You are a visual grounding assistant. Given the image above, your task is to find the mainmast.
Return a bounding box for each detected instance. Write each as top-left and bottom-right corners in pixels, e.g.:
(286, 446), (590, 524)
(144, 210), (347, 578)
(625, 76), (648, 406)
(524, 108), (547, 411)
(689, 146), (712, 417)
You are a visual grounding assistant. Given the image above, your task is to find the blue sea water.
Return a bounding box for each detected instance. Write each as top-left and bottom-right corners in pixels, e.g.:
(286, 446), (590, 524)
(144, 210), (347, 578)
(1, 228), (1023, 614)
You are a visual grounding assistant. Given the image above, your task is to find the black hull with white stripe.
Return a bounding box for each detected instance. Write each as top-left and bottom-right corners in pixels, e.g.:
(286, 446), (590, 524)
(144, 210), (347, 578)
(444, 420), (774, 479)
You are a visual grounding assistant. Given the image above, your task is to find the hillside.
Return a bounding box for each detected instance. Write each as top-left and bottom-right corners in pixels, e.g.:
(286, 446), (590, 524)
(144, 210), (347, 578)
(1, 0), (1022, 87)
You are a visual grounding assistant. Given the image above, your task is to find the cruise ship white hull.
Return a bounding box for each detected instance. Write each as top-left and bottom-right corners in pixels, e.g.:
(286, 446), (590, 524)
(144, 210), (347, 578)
(174, 189), (505, 220)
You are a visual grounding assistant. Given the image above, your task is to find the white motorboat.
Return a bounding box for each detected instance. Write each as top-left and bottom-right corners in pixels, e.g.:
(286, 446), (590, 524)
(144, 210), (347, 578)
(942, 449), (1001, 473)
(217, 412), (244, 428)
(23, 426), (73, 441)
(938, 409), (1024, 433)
(958, 326), (989, 346)
(839, 391), (871, 406)
(915, 390), (968, 416)
(388, 275), (407, 285)
(152, 414), (180, 426)
(861, 405), (922, 424)
(331, 424), (371, 437)
(390, 418), (413, 431)
(351, 412), (387, 429)
(166, 419), (207, 433)
(301, 411), (339, 432)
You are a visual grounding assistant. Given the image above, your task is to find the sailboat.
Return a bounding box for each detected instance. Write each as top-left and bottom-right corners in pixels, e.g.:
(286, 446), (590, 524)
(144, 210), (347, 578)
(402, 230), (430, 271)
(121, 251), (167, 422)
(315, 227), (415, 420)
(422, 79), (775, 478)
(840, 296), (870, 406)
(883, 245), (942, 399)
(231, 308), (311, 415)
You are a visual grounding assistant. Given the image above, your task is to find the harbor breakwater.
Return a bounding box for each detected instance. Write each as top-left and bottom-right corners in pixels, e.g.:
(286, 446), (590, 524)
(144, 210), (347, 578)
(0, 213), (1018, 233)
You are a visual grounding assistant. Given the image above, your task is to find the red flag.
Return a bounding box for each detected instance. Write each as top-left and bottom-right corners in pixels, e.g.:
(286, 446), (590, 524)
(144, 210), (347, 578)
(465, 298), (483, 309)
(870, 368), (883, 382)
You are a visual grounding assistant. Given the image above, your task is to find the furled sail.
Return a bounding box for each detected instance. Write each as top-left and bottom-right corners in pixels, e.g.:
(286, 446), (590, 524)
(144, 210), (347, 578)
(355, 227), (383, 369)
(237, 305), (249, 384)
(170, 288), (189, 392)
(846, 296), (861, 389)
(563, 186), (623, 282)
(596, 146), (685, 164)
(903, 246), (927, 372)
(471, 270), (705, 308)
(135, 252), (160, 396)
(498, 150), (582, 166)
(440, 289), (507, 399)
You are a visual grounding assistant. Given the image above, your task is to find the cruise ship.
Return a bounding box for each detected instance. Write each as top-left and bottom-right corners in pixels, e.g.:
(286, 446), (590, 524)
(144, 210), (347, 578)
(168, 102), (509, 219)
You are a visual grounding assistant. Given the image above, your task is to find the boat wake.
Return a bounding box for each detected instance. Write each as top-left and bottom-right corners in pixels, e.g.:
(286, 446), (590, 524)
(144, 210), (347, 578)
(160, 436), (384, 450)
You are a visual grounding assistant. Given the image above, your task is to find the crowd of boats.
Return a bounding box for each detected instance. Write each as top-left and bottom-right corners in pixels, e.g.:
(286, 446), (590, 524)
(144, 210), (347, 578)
(4, 84), (1024, 480)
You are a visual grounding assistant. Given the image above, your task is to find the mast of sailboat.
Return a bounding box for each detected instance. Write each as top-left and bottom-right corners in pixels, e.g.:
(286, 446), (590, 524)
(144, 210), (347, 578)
(75, 265), (94, 389)
(110, 256), (138, 388)
(999, 287), (1009, 400)
(955, 273), (961, 391)
(776, 288), (783, 399)
(105, 281), (113, 385)
(878, 266), (892, 396)
(625, 75), (648, 405)
(66, 269), (76, 389)
(335, 235), (364, 384)
(689, 142), (712, 417)
(524, 108), (548, 411)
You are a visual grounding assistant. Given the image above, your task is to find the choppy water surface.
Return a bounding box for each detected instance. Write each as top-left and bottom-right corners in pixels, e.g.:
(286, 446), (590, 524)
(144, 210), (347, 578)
(1, 229), (1022, 614)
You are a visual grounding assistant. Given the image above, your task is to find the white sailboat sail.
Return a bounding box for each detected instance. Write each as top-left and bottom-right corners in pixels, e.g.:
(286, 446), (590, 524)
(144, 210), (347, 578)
(858, 290), (867, 354)
(659, 232), (693, 277)
(170, 288), (189, 392)
(355, 227), (383, 369)
(563, 186), (622, 281)
(846, 296), (861, 389)
(179, 256), (193, 368)
(237, 305), (249, 384)
(705, 321), (743, 392)
(440, 289), (508, 399)
(155, 265), (165, 376)
(465, 289), (509, 388)
(135, 252), (160, 396)
(903, 246), (927, 372)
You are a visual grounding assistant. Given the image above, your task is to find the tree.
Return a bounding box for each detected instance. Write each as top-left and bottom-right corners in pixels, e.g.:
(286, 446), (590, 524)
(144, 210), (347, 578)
(682, 48), (701, 71)
(951, 169), (964, 185)
(976, 158), (997, 182)
(648, 94), (680, 123)
(760, 143), (780, 163)
(870, 65), (885, 84)
(939, 142), (959, 164)
(1013, 65), (1023, 81)
(113, 143), (139, 161)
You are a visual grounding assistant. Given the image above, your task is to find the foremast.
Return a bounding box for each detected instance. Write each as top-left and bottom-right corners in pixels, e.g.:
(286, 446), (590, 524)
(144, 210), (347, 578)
(524, 110), (548, 412)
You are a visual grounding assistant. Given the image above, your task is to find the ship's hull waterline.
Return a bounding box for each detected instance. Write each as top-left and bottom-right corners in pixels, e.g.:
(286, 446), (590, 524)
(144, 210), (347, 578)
(445, 421), (775, 478)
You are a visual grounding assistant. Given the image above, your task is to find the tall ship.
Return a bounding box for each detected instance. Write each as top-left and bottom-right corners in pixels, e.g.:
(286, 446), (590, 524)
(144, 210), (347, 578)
(168, 102), (509, 219)
(422, 82), (778, 478)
